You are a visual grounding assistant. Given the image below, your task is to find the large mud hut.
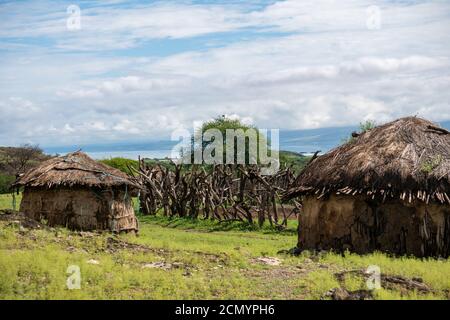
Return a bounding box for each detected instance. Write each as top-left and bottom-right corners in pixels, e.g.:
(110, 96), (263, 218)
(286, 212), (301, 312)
(285, 117), (450, 257)
(14, 151), (139, 232)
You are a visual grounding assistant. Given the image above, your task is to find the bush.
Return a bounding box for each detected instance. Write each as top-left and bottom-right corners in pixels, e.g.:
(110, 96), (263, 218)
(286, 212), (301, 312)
(99, 158), (139, 176)
(342, 120), (377, 144)
(0, 174), (15, 194)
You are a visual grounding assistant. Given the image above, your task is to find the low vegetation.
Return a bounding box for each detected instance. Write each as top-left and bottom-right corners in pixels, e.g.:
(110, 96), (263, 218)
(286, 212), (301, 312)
(99, 158), (139, 176)
(421, 155), (443, 174)
(0, 193), (22, 211)
(0, 174), (14, 194)
(278, 151), (310, 173)
(0, 194), (449, 300)
(342, 120), (377, 144)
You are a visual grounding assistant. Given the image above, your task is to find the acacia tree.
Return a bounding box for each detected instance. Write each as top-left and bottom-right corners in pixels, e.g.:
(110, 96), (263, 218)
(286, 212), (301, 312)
(0, 144), (45, 177)
(187, 115), (269, 166)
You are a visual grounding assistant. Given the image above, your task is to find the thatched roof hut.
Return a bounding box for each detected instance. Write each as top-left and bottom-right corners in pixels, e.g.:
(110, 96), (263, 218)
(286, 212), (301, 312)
(15, 151), (139, 232)
(285, 117), (450, 257)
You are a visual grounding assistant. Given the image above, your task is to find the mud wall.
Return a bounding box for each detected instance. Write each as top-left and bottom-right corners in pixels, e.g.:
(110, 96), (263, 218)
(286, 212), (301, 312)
(298, 194), (450, 257)
(20, 187), (138, 232)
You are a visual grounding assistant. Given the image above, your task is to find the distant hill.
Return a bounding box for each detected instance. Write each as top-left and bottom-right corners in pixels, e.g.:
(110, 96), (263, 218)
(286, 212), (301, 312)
(43, 127), (358, 158)
(42, 120), (450, 159)
(278, 150), (310, 173)
(281, 120), (450, 154)
(279, 126), (358, 154)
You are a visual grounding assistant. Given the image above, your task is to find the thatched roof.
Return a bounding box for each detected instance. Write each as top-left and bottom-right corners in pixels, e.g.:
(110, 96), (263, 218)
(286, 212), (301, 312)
(15, 151), (137, 189)
(285, 117), (450, 205)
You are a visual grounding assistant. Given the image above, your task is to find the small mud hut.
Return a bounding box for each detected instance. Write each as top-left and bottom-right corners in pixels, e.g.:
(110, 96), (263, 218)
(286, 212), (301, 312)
(14, 151), (139, 232)
(285, 117), (450, 257)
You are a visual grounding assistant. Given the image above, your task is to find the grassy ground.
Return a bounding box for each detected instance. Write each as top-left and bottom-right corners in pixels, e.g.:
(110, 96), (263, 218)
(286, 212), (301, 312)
(0, 193), (22, 211)
(0, 194), (449, 300)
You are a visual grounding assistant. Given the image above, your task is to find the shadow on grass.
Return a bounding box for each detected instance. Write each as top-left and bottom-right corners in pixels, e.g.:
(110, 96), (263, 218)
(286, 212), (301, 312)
(137, 214), (297, 235)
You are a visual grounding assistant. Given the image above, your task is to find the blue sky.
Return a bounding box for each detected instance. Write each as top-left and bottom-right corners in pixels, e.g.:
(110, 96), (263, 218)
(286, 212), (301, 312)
(1, 0), (450, 147)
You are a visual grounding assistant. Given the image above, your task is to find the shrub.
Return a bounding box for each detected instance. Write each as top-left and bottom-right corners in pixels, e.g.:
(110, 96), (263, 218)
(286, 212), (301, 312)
(342, 120), (377, 144)
(0, 174), (15, 194)
(421, 155), (443, 174)
(99, 158), (139, 176)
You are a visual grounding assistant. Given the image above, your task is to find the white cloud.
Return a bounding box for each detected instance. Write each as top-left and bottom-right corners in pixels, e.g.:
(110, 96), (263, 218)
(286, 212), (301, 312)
(0, 0), (450, 146)
(224, 114), (254, 126)
(0, 1), (248, 50)
(58, 75), (192, 99)
(113, 119), (141, 134)
(341, 56), (448, 75)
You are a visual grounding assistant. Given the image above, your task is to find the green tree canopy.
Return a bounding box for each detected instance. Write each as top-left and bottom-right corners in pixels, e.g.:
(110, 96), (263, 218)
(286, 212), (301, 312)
(186, 115), (271, 165)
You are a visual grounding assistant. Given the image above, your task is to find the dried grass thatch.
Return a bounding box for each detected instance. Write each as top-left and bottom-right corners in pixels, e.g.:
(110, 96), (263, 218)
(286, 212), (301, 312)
(14, 151), (138, 189)
(285, 117), (450, 205)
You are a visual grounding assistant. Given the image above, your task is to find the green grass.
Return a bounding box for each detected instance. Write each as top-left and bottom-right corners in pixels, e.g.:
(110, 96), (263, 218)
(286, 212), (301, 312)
(1, 194), (449, 300)
(0, 193), (22, 211)
(0, 216), (300, 299)
(139, 214), (298, 234)
(320, 251), (450, 294)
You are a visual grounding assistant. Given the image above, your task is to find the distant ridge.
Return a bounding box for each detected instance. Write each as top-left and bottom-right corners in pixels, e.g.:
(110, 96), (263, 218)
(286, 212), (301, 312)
(43, 120), (450, 158)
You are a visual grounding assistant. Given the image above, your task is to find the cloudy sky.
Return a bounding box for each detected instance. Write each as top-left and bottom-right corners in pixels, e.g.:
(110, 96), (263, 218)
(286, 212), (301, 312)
(1, 0), (450, 147)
